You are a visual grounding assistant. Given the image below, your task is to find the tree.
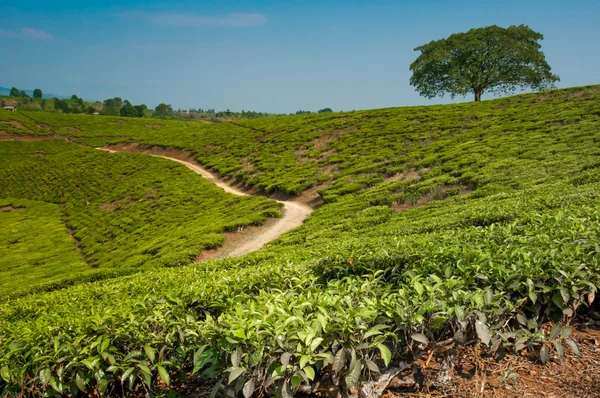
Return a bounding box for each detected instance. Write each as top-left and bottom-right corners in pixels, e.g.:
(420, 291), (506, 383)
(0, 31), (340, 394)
(318, 108), (333, 113)
(134, 104), (148, 117)
(19, 90), (29, 98)
(71, 94), (79, 100)
(33, 89), (43, 99)
(120, 100), (138, 117)
(409, 25), (560, 102)
(9, 87), (19, 97)
(154, 103), (173, 117)
(102, 98), (121, 116)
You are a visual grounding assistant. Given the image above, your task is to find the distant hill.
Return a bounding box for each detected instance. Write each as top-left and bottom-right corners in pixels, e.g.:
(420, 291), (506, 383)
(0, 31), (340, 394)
(0, 86), (80, 100)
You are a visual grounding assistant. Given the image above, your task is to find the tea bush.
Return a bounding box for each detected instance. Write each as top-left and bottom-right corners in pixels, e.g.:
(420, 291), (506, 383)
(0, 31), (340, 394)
(0, 85), (599, 395)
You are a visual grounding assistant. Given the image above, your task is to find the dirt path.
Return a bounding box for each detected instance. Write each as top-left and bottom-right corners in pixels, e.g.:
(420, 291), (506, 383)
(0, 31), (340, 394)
(97, 147), (314, 259)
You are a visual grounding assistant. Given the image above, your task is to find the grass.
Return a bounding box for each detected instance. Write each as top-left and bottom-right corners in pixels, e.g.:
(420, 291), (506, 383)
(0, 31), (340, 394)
(0, 85), (599, 396)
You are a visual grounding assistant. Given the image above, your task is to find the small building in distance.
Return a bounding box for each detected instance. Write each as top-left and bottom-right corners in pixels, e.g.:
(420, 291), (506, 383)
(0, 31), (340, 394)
(3, 106), (16, 112)
(92, 112), (100, 115)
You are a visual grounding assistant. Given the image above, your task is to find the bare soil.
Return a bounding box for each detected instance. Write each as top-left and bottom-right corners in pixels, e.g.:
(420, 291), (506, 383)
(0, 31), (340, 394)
(98, 145), (314, 259)
(383, 325), (600, 398)
(0, 206), (22, 212)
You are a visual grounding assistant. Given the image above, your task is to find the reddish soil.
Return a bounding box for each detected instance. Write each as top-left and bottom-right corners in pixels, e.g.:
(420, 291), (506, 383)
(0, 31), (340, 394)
(383, 325), (600, 398)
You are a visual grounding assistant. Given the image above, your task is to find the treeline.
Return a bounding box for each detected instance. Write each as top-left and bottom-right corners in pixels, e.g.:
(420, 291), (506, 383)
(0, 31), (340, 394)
(2, 86), (336, 120)
(295, 108), (333, 115)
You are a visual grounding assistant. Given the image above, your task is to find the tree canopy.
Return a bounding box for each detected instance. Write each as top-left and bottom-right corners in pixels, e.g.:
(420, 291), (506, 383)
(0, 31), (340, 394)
(33, 89), (42, 99)
(154, 103), (173, 117)
(9, 87), (19, 97)
(409, 25), (560, 101)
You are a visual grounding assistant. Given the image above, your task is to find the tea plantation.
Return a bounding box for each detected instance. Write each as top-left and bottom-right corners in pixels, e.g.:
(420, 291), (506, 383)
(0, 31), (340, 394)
(0, 139), (281, 298)
(0, 85), (599, 396)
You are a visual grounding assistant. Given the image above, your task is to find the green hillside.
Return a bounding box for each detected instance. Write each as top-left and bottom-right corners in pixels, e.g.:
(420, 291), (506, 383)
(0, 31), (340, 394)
(0, 86), (599, 396)
(0, 140), (281, 298)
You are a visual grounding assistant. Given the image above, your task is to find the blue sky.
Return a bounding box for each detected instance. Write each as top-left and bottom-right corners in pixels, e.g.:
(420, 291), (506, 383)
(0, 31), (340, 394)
(1, 0), (599, 113)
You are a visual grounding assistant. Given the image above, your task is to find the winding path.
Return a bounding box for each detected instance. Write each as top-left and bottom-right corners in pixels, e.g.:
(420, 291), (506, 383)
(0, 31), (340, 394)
(98, 147), (314, 259)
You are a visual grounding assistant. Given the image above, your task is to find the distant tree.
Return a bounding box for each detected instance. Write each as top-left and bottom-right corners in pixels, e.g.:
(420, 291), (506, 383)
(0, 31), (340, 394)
(55, 98), (69, 113)
(120, 100), (139, 117)
(318, 108), (333, 113)
(71, 95), (79, 100)
(134, 104), (148, 117)
(295, 110), (312, 115)
(154, 103), (173, 117)
(9, 87), (19, 97)
(33, 89), (43, 99)
(19, 90), (29, 98)
(102, 98), (121, 116)
(409, 25), (560, 102)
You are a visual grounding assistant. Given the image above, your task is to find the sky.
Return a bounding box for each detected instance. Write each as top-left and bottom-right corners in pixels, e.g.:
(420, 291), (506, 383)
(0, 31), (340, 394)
(1, 0), (599, 113)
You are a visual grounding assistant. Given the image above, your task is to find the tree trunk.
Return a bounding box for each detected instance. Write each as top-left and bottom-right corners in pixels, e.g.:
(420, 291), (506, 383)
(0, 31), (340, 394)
(474, 89), (483, 102)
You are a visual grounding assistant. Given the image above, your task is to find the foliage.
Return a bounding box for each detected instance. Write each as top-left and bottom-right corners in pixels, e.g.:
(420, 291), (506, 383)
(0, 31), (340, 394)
(409, 25), (559, 101)
(0, 85), (599, 395)
(9, 87), (19, 97)
(154, 103), (174, 117)
(32, 89), (42, 99)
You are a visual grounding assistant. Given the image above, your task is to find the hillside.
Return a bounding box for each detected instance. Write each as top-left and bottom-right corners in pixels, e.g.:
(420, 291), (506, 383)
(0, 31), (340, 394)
(0, 86), (599, 396)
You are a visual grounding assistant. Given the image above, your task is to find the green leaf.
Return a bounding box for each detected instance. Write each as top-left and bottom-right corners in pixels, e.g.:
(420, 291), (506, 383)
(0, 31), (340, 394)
(49, 377), (63, 394)
(303, 366), (315, 381)
(227, 367), (246, 384)
(144, 344), (156, 364)
(210, 380), (223, 398)
(0, 367), (9, 383)
(364, 359), (380, 374)
(39, 368), (51, 385)
(243, 378), (255, 398)
(137, 364), (152, 376)
(455, 305), (465, 322)
(291, 374), (302, 389)
(549, 325), (561, 340)
(310, 337), (324, 353)
(75, 372), (87, 392)
(560, 326), (573, 339)
(554, 341), (564, 357)
(281, 380), (293, 398)
(333, 349), (345, 374)
(552, 292), (564, 309)
(345, 361), (362, 389)
(193, 345), (208, 365)
(281, 352), (293, 367)
(377, 343), (392, 367)
(231, 347), (242, 367)
(414, 281), (424, 296)
(299, 355), (310, 369)
(157, 365), (170, 385)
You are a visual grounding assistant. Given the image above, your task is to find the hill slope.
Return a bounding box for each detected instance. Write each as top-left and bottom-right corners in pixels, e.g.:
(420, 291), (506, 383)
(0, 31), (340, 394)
(0, 86), (599, 396)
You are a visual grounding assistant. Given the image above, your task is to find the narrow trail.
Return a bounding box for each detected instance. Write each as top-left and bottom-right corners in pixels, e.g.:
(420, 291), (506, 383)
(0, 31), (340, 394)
(97, 147), (314, 259)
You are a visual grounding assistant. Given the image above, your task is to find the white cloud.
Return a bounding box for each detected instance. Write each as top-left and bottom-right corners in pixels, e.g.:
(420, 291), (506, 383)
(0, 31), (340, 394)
(120, 11), (267, 27)
(21, 27), (52, 39)
(0, 27), (52, 39)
